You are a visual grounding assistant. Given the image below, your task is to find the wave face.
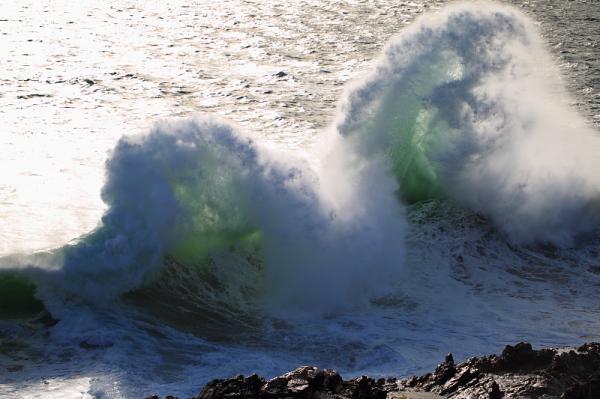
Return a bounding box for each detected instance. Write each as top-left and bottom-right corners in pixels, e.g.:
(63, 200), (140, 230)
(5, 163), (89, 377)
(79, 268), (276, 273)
(336, 2), (600, 246)
(1, 117), (405, 315)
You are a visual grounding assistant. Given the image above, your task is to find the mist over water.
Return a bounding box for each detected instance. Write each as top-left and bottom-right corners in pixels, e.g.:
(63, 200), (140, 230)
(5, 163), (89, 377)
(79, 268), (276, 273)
(337, 2), (600, 245)
(1, 1), (600, 398)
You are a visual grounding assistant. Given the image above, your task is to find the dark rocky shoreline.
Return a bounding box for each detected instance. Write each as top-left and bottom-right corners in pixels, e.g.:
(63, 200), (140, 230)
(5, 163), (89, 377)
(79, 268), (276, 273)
(147, 342), (600, 399)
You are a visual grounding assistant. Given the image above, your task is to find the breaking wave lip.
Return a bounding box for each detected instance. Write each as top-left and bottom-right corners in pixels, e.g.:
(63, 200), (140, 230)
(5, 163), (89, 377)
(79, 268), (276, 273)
(335, 1), (600, 246)
(1, 1), (600, 325)
(0, 116), (405, 318)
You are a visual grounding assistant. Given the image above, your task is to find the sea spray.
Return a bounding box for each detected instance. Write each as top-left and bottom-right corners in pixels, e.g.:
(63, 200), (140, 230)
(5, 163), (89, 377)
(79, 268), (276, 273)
(336, 2), (600, 245)
(1, 116), (406, 316)
(2, 3), (598, 322)
(2, 2), (600, 397)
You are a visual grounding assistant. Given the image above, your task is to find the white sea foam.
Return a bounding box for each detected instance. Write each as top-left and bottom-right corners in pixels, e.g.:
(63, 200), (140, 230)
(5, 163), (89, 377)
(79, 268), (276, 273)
(336, 1), (600, 245)
(1, 116), (405, 313)
(2, 2), (600, 398)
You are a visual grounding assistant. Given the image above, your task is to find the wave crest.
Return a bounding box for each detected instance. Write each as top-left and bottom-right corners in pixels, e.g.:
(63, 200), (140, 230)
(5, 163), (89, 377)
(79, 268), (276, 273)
(337, 3), (600, 245)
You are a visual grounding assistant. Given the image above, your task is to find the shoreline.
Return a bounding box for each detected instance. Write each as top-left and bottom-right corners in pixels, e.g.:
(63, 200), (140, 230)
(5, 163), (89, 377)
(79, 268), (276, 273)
(147, 342), (600, 399)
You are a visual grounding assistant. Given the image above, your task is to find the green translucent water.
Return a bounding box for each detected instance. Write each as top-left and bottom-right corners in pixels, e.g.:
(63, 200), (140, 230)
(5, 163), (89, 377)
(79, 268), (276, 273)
(169, 230), (262, 267)
(359, 51), (460, 204)
(388, 107), (449, 204)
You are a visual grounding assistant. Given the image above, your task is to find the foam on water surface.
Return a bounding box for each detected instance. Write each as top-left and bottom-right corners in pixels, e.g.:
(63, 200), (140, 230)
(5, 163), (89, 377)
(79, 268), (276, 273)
(1, 1), (600, 398)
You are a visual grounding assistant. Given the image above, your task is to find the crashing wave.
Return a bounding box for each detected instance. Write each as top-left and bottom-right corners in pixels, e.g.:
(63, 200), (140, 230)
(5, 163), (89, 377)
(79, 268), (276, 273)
(2, 2), (600, 323)
(336, 2), (600, 245)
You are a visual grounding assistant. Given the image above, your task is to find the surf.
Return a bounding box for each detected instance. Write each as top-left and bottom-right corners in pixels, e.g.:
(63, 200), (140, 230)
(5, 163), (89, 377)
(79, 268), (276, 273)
(335, 1), (600, 246)
(1, 0), (599, 346)
(0, 116), (405, 321)
(2, 2), (600, 398)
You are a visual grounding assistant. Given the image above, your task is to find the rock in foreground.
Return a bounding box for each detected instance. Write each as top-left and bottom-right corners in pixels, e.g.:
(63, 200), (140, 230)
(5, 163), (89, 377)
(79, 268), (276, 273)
(147, 342), (600, 399)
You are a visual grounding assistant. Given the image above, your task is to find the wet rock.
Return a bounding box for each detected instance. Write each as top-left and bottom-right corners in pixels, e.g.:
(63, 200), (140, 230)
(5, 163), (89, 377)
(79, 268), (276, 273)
(399, 342), (600, 398)
(431, 355), (456, 386)
(562, 373), (600, 399)
(199, 374), (264, 399)
(158, 342), (600, 399)
(197, 367), (387, 399)
(491, 342), (555, 372)
(263, 366), (326, 396)
(439, 367), (478, 395)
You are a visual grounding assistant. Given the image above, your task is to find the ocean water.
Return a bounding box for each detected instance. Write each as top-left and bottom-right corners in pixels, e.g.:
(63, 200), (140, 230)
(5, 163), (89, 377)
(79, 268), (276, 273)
(1, 1), (600, 398)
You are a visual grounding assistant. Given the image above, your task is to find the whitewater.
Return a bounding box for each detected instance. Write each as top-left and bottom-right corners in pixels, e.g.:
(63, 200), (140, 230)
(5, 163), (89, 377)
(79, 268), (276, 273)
(1, 1), (600, 398)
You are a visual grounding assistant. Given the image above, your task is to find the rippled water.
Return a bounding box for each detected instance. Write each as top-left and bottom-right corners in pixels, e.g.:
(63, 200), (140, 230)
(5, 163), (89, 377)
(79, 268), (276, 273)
(1, 1), (599, 398)
(3, 0), (598, 255)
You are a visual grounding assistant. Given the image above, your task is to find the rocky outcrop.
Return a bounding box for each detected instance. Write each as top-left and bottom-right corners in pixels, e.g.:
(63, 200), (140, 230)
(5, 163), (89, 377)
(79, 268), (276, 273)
(195, 366), (394, 399)
(399, 342), (600, 398)
(146, 342), (600, 399)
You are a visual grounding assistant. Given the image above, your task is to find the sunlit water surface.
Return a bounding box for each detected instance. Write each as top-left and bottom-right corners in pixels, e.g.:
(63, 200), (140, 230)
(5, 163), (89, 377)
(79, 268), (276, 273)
(1, 1), (599, 398)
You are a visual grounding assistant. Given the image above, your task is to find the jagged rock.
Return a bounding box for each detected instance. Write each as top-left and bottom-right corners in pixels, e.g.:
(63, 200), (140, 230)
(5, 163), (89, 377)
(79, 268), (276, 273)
(432, 356), (456, 386)
(398, 342), (600, 398)
(156, 342), (600, 399)
(562, 374), (600, 399)
(491, 342), (555, 372)
(439, 367), (478, 395)
(199, 374), (263, 399)
(197, 367), (388, 399)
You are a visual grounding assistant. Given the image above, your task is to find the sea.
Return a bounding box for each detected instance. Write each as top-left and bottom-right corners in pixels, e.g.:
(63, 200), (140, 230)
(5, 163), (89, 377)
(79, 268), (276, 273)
(1, 0), (599, 397)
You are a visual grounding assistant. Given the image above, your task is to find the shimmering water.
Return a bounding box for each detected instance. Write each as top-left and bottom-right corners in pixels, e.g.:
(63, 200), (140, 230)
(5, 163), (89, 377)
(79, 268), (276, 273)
(1, 1), (599, 398)
(3, 0), (598, 254)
